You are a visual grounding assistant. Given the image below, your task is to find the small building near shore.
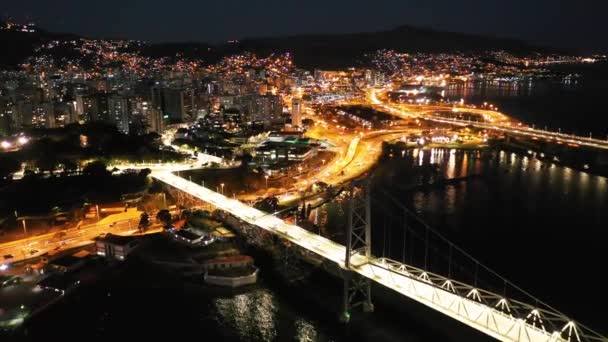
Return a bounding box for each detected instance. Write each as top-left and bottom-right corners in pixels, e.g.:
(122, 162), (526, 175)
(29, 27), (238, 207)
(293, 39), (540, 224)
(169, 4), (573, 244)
(204, 255), (254, 271)
(170, 228), (214, 247)
(203, 255), (257, 288)
(96, 234), (140, 260)
(211, 227), (235, 241)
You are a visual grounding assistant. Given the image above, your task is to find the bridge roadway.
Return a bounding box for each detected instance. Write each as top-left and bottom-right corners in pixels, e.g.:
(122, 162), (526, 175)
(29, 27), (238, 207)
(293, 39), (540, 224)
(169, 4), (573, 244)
(426, 117), (608, 151)
(153, 170), (595, 342)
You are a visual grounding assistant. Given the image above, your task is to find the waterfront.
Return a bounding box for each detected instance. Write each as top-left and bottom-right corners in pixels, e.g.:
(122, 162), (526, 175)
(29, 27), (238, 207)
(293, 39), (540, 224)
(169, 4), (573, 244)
(445, 62), (608, 138)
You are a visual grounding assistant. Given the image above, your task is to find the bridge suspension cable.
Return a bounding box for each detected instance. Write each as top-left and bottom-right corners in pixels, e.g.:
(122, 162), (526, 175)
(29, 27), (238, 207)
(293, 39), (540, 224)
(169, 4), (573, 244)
(368, 187), (607, 342)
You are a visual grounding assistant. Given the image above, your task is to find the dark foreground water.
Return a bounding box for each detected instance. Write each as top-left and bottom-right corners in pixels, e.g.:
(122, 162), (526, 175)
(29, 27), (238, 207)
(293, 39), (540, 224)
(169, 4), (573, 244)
(14, 256), (490, 342)
(368, 147), (608, 334)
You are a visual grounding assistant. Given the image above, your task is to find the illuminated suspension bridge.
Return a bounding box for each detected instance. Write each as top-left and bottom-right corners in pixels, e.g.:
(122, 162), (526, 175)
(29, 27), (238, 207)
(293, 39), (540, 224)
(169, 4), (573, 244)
(152, 169), (607, 342)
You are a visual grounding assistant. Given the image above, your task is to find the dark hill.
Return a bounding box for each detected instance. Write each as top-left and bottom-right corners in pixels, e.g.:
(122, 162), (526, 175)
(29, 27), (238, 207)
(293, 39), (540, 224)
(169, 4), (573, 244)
(0, 23), (557, 69)
(141, 42), (217, 61)
(0, 22), (79, 68)
(232, 25), (541, 69)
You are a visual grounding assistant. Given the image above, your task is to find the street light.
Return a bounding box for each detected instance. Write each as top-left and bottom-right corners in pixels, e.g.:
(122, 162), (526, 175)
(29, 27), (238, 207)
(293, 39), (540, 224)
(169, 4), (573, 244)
(264, 175), (269, 189)
(220, 183), (225, 195)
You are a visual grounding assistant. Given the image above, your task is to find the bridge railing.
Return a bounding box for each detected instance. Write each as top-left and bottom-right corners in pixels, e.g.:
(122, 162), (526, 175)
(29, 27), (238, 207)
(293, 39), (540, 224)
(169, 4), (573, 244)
(369, 256), (606, 342)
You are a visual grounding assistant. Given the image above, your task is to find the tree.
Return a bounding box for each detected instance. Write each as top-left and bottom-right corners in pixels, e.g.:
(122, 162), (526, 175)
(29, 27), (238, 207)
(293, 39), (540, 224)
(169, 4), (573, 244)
(254, 196), (279, 213)
(156, 209), (172, 228)
(138, 168), (151, 178)
(239, 152), (253, 169)
(36, 154), (58, 175)
(129, 115), (149, 136)
(61, 159), (78, 175)
(139, 212), (150, 232)
(0, 155), (21, 180)
(82, 160), (110, 178)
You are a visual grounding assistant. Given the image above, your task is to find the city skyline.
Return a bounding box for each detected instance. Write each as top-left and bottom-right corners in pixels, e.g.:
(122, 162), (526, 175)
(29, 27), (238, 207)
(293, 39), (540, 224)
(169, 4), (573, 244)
(1, 4), (607, 341)
(4, 0), (608, 52)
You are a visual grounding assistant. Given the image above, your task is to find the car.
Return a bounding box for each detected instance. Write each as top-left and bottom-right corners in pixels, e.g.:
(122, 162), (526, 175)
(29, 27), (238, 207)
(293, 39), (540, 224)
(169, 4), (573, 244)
(3, 254), (13, 261)
(0, 275), (20, 287)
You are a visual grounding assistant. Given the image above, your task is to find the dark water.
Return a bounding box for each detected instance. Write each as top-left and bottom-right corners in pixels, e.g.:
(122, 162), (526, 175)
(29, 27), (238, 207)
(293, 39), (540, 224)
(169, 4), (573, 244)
(369, 147), (608, 334)
(445, 61), (608, 138)
(17, 256), (486, 342)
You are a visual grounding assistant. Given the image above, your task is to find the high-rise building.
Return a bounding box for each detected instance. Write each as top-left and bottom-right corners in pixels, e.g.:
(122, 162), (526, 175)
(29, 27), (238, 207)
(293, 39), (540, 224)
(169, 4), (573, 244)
(291, 97), (302, 126)
(31, 102), (55, 128)
(142, 101), (163, 133)
(108, 95), (130, 134)
(151, 86), (195, 122)
(55, 102), (78, 126)
(14, 101), (33, 128)
(249, 93), (283, 123)
(74, 95), (85, 116)
(0, 99), (14, 135)
(150, 86), (164, 114)
(83, 94), (109, 122)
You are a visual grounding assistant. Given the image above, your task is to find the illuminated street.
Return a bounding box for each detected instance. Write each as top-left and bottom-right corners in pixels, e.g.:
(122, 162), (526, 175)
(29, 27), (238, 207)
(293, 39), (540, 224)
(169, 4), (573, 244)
(370, 88), (608, 150)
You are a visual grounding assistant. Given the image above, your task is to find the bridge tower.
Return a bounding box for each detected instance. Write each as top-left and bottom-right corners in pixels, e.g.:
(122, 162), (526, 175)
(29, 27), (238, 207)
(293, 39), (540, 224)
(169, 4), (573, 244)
(341, 181), (374, 323)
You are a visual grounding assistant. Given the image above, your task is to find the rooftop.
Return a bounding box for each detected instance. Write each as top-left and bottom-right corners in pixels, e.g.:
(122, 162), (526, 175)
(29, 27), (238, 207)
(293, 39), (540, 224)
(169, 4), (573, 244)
(204, 255), (253, 265)
(98, 233), (138, 246)
(174, 229), (202, 241)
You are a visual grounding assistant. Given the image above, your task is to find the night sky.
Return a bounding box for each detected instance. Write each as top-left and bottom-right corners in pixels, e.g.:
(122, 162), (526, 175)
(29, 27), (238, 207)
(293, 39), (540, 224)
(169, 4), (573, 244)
(4, 0), (608, 51)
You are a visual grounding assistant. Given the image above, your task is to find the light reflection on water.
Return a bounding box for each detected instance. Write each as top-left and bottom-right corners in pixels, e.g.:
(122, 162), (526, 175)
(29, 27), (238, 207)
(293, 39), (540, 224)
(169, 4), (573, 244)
(295, 319), (318, 342)
(368, 147), (608, 329)
(212, 287), (321, 342)
(213, 289), (279, 341)
(412, 149), (605, 203)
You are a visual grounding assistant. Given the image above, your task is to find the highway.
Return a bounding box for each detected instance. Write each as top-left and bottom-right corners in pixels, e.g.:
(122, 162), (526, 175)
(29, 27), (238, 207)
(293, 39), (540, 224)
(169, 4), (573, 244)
(0, 212), (160, 265)
(369, 88), (608, 151)
(0, 159), (205, 266)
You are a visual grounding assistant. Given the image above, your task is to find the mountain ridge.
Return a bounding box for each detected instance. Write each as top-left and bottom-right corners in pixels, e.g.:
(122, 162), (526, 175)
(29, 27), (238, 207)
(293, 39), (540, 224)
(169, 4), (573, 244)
(0, 22), (567, 69)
